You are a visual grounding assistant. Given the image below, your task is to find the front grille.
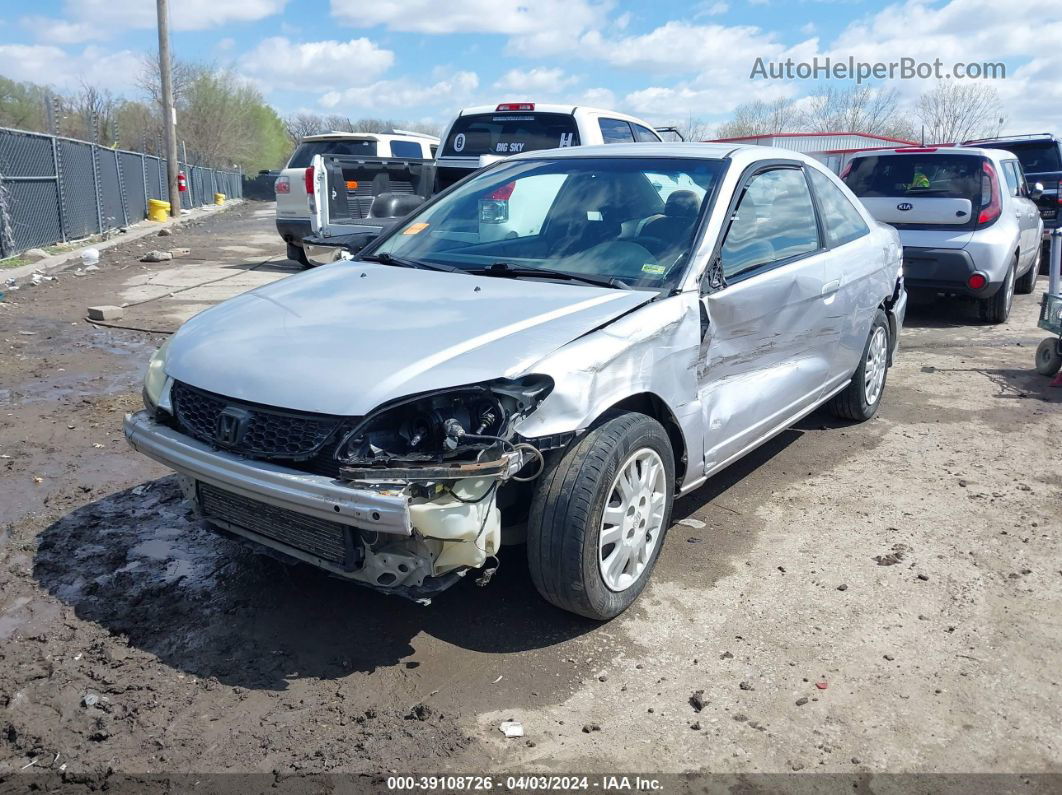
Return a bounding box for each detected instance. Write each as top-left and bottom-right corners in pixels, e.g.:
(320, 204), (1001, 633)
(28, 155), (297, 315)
(172, 381), (345, 460)
(198, 482), (352, 566)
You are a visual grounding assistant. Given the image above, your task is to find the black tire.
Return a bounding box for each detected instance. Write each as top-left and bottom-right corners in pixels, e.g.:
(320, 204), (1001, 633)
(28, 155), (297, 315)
(978, 258), (1015, 323)
(1035, 337), (1062, 376)
(1015, 250), (1038, 295)
(828, 309), (890, 422)
(526, 411), (675, 620)
(286, 241), (312, 269)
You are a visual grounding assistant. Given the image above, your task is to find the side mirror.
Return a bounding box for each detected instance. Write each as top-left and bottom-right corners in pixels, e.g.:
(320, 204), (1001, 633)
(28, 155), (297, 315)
(1030, 182), (1045, 201)
(369, 192), (425, 219)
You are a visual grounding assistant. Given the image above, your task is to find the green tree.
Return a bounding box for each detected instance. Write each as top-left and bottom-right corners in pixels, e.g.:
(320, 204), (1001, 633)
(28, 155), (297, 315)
(0, 75), (48, 132)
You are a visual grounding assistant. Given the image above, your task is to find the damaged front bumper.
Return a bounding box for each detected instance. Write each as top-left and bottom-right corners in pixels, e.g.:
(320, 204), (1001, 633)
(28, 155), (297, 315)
(123, 411), (509, 600)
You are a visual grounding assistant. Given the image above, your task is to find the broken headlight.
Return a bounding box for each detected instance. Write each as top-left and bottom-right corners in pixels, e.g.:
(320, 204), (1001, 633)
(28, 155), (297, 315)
(142, 337), (172, 411)
(336, 375), (553, 468)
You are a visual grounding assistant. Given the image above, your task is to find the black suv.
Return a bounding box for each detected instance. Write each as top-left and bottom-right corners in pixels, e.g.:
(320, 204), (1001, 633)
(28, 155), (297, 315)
(966, 133), (1061, 249)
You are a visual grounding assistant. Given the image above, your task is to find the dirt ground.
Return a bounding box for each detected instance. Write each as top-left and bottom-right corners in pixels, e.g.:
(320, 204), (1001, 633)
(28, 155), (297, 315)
(1, 202), (1059, 787)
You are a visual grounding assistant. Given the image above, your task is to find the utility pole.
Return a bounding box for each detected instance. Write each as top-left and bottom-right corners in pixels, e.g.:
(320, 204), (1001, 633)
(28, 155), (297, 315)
(156, 0), (180, 217)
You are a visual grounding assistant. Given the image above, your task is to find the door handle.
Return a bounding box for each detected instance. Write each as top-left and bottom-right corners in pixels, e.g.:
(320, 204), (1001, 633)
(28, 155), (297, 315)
(821, 279), (841, 296)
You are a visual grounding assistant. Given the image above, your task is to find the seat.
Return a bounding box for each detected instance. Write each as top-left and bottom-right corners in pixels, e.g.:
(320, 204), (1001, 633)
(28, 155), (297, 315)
(640, 190), (701, 247)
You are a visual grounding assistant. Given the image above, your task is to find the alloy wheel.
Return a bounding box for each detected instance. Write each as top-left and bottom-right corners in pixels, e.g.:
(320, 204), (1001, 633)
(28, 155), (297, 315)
(599, 448), (667, 592)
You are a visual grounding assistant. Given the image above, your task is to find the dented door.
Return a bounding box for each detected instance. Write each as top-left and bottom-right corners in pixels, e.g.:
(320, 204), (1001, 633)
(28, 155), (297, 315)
(696, 164), (832, 475)
(698, 256), (830, 474)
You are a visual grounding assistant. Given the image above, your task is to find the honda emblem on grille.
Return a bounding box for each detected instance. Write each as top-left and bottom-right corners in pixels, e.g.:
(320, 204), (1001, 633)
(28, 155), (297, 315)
(215, 406), (251, 447)
(897, 202), (913, 211)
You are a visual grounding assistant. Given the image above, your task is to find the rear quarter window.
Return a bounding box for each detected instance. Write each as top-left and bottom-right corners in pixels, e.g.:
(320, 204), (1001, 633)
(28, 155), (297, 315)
(389, 140), (426, 159)
(807, 168), (870, 247)
(599, 118), (635, 144)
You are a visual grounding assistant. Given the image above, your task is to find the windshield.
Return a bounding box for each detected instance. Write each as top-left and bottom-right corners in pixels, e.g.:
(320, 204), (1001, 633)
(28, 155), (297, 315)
(845, 154), (982, 201)
(441, 113), (580, 158)
(288, 139), (376, 168)
(984, 141), (1062, 175)
(369, 157), (724, 289)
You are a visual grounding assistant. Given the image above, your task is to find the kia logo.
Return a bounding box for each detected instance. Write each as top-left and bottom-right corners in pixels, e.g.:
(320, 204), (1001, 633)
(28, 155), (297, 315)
(215, 407), (250, 447)
(897, 202), (913, 211)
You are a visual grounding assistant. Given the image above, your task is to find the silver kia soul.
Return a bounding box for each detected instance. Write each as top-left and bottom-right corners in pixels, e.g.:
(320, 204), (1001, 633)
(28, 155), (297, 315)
(126, 143), (906, 620)
(844, 146), (1044, 323)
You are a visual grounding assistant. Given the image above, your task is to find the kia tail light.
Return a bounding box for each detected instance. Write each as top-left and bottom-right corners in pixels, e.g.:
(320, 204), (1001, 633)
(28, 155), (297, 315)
(978, 161), (1001, 226)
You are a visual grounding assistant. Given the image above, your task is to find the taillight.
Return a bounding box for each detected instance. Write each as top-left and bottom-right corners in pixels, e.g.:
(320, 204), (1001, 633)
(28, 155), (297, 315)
(304, 166), (314, 196)
(895, 147), (939, 153)
(967, 273), (987, 290)
(1057, 180), (1062, 205)
(496, 102), (534, 112)
(489, 182), (515, 201)
(274, 176), (290, 194)
(978, 161), (1001, 226)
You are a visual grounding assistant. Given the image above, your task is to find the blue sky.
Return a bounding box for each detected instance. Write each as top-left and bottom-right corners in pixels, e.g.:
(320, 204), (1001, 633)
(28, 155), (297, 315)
(0, 0), (1056, 132)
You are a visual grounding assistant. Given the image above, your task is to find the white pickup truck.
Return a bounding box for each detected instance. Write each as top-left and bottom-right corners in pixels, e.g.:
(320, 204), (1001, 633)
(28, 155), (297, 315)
(305, 103), (676, 261)
(274, 131), (438, 266)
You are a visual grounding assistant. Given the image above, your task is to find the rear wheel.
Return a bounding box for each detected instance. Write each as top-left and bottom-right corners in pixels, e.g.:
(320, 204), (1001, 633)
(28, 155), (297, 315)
(1015, 250), (1038, 295)
(828, 310), (890, 422)
(527, 412), (674, 620)
(286, 241), (312, 269)
(979, 258), (1015, 323)
(1035, 337), (1062, 376)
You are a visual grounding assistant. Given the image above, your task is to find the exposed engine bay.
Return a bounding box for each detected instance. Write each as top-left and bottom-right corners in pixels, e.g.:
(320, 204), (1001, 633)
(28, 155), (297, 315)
(328, 377), (553, 600)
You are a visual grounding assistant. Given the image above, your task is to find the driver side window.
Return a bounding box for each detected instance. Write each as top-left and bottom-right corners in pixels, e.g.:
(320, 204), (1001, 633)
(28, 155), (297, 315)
(720, 168), (820, 278)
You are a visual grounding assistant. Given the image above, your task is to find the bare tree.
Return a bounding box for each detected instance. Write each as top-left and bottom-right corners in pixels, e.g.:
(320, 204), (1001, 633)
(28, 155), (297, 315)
(323, 114), (355, 132)
(65, 82), (118, 143)
(715, 97), (801, 138)
(284, 112), (326, 143)
(915, 82), (1005, 144)
(669, 112), (715, 142)
(137, 52), (199, 109)
(800, 85), (916, 141)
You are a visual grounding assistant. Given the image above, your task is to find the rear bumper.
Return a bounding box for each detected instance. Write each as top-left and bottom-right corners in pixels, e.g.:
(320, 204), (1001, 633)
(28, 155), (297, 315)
(123, 410), (412, 536)
(902, 246), (1001, 298)
(275, 218), (312, 246)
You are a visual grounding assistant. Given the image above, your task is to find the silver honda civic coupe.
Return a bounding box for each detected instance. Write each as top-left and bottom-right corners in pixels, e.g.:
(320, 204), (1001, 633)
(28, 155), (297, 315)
(126, 143), (907, 620)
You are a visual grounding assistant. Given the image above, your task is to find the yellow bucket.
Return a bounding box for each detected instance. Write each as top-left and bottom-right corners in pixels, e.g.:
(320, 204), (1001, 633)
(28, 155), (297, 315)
(214, 193), (225, 205)
(148, 199), (170, 222)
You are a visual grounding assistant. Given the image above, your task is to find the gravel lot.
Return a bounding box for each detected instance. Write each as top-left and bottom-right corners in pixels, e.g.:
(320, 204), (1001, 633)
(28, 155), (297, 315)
(1, 202), (1059, 787)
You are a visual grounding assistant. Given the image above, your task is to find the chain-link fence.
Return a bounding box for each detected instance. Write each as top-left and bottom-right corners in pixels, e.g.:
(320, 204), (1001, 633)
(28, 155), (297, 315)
(0, 126), (243, 259)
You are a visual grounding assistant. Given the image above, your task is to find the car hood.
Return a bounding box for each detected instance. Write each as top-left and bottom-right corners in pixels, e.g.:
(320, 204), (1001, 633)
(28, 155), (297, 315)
(164, 262), (653, 416)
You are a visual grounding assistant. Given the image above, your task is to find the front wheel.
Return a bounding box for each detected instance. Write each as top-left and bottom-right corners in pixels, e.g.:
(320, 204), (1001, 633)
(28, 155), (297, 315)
(1035, 337), (1062, 376)
(828, 309), (890, 422)
(527, 412), (674, 620)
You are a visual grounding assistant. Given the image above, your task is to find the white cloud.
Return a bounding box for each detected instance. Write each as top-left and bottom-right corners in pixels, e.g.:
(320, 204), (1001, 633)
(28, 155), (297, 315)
(331, 0), (606, 35)
(696, 2), (730, 16)
(493, 67), (578, 93)
(20, 16), (106, 44)
(0, 44), (141, 93)
(320, 71), (480, 113)
(33, 0), (287, 36)
(242, 37), (395, 92)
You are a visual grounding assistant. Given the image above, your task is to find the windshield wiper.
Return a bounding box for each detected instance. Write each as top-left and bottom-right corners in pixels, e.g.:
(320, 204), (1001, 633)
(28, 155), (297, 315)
(360, 252), (462, 273)
(470, 262), (629, 290)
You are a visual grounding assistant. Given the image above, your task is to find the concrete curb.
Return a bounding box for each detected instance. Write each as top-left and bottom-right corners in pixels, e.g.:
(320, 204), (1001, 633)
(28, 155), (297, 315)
(1, 200), (245, 285)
